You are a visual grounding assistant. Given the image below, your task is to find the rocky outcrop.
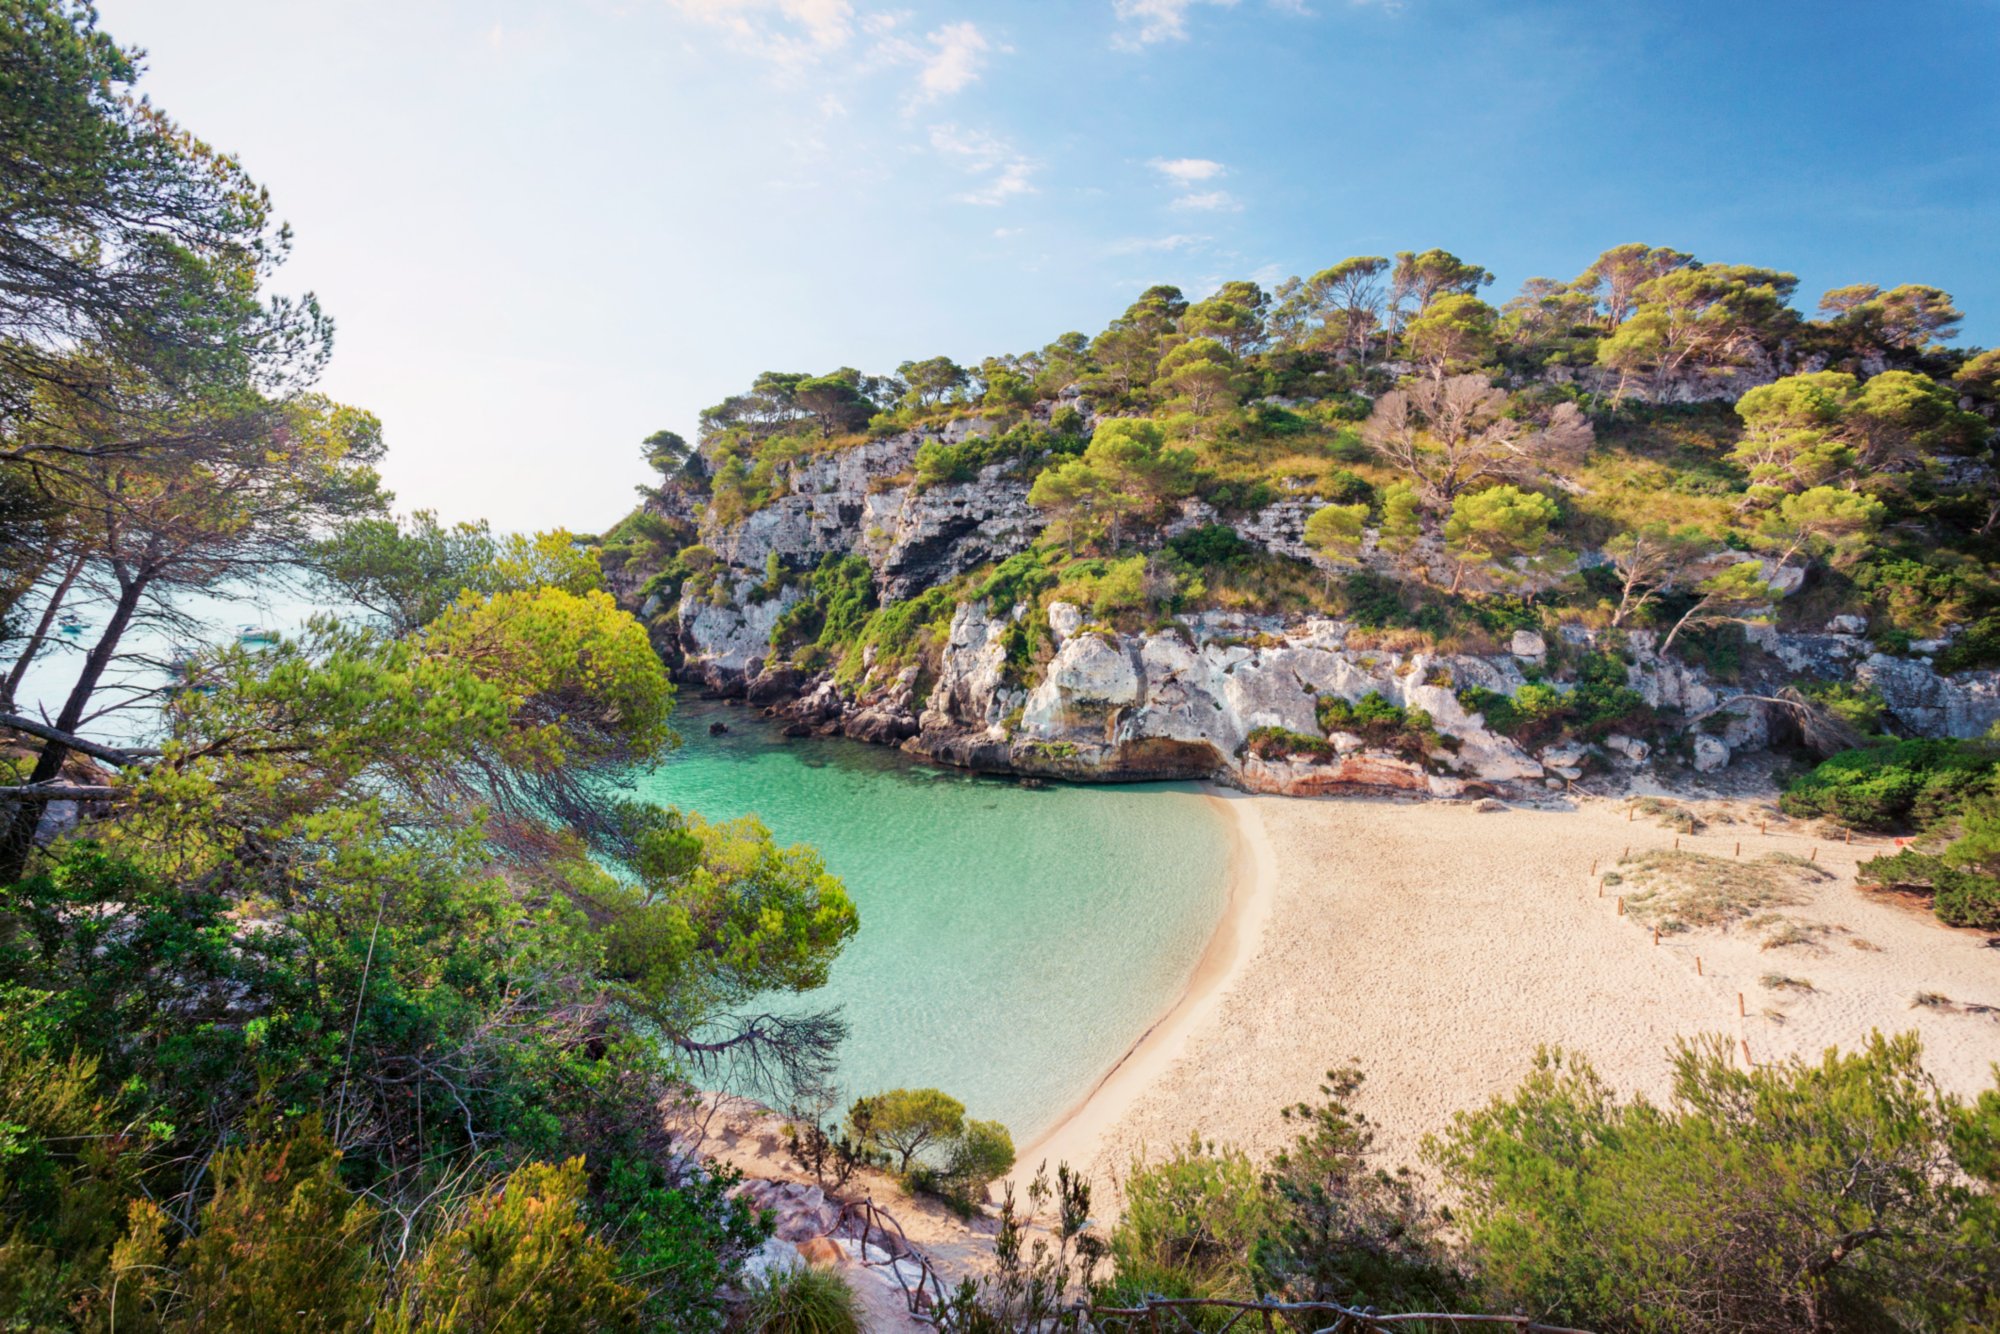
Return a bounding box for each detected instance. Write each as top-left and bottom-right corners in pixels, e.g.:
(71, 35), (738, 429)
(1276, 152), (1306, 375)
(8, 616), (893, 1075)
(689, 589), (2000, 800)
(644, 414), (1999, 800)
(697, 429), (1044, 600)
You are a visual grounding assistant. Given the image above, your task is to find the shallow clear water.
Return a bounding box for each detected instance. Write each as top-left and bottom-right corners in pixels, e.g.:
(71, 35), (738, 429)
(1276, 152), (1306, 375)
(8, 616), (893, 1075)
(623, 699), (1231, 1143)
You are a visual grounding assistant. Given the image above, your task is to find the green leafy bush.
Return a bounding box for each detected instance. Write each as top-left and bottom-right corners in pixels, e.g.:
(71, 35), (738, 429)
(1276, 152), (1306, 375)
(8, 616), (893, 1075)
(1425, 1033), (2000, 1333)
(1167, 523), (1250, 567)
(1780, 738), (1997, 830)
(1315, 692), (1440, 757)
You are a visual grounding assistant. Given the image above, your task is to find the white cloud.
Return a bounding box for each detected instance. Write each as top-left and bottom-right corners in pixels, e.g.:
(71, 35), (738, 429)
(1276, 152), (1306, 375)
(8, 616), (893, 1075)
(1151, 156), (1226, 184)
(1112, 0), (1361, 47)
(993, 226), (1025, 238)
(667, 0), (856, 65)
(1106, 233), (1208, 255)
(1171, 189), (1241, 212)
(668, 5), (1000, 108)
(913, 21), (993, 102)
(929, 124), (1037, 205)
(1112, 0), (1237, 47)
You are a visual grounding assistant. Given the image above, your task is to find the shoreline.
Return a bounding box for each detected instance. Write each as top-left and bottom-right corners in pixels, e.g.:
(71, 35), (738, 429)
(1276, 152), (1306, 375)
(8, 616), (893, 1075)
(1014, 791), (2000, 1205)
(1013, 786), (1277, 1184)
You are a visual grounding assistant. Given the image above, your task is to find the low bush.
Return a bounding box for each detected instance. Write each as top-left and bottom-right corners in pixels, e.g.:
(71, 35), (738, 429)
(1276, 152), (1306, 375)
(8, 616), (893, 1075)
(1315, 692), (1441, 758)
(1859, 792), (2000, 929)
(1780, 738), (1998, 830)
(740, 1263), (863, 1334)
(1245, 726), (1333, 762)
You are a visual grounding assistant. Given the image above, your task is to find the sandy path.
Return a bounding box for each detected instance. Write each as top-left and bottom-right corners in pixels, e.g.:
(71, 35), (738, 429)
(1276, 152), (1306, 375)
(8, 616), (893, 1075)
(1038, 794), (2000, 1197)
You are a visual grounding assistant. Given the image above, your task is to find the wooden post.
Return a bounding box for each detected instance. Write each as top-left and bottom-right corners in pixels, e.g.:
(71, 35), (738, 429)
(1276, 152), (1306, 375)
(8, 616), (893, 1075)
(1696, 956), (1703, 976)
(1598, 878), (1604, 898)
(1810, 846), (1819, 862)
(1738, 992), (1746, 1016)
(1734, 840), (1741, 857)
(1590, 858), (1598, 876)
(1622, 845), (1629, 859)
(1653, 927), (1660, 946)
(1742, 1038), (1753, 1067)
(1674, 835), (1680, 850)
(1845, 827), (1852, 845)
(1760, 819), (1767, 835)
(1617, 897), (1624, 916)
(1627, 805), (1634, 822)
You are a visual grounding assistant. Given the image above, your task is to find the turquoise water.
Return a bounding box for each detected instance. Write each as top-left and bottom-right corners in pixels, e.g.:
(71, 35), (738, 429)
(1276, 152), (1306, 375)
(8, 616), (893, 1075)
(623, 699), (1231, 1143)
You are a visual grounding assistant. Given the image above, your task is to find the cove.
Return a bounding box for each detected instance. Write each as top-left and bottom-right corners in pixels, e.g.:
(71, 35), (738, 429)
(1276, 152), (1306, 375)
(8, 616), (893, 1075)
(624, 698), (1232, 1144)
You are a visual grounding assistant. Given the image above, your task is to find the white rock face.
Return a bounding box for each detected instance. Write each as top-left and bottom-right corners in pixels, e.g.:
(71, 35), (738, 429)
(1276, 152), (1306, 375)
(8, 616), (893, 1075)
(1692, 734), (1731, 773)
(1856, 653), (2000, 738)
(740, 1237), (802, 1285)
(1047, 600), (1083, 644)
(1022, 635), (1140, 734)
(680, 583), (801, 684)
(923, 602), (1019, 733)
(1511, 629), (1548, 660)
(700, 429), (1045, 600)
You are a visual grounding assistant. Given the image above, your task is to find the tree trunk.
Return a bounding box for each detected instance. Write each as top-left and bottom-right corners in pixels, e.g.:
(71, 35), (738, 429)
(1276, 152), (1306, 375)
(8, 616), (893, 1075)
(1, 553), (86, 709)
(0, 569), (150, 882)
(1659, 596), (1708, 656)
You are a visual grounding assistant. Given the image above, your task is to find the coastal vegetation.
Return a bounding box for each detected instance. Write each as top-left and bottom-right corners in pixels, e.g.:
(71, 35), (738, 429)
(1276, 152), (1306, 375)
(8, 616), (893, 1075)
(3, 4), (1998, 1331)
(0, 6), (854, 1327)
(1079, 1036), (2000, 1334)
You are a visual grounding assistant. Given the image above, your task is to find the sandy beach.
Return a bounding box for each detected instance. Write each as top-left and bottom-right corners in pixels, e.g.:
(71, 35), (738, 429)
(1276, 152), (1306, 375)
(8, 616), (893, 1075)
(1023, 791), (2000, 1197)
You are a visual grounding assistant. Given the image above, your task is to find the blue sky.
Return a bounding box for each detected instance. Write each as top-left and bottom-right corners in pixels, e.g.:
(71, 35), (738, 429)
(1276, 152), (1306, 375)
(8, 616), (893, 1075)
(99, 0), (1999, 531)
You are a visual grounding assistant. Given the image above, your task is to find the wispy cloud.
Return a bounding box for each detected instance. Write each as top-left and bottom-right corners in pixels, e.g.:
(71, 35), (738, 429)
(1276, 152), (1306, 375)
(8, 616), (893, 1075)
(1171, 189), (1241, 212)
(930, 124), (1037, 205)
(1150, 159), (1241, 211)
(1106, 233), (1209, 255)
(1151, 156), (1226, 184)
(1112, 0), (1235, 47)
(669, 2), (999, 105)
(1112, 0), (1361, 48)
(668, 0), (856, 65)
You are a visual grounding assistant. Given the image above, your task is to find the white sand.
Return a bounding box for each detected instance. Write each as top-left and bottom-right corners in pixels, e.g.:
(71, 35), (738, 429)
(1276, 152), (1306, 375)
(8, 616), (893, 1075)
(1028, 793), (2000, 1197)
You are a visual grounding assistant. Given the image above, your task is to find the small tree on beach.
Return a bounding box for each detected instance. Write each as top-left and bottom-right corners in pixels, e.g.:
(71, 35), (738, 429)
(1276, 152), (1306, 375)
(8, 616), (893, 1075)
(847, 1088), (966, 1176)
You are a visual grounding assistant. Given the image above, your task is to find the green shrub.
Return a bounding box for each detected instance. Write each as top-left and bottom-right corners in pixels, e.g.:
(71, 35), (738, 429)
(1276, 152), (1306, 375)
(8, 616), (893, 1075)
(741, 1263), (863, 1334)
(381, 1158), (643, 1333)
(1937, 615), (2000, 674)
(175, 1120), (385, 1333)
(1245, 726), (1333, 762)
(1167, 523), (1250, 567)
(1315, 692), (1440, 757)
(1803, 681), (1889, 735)
(1780, 739), (1997, 830)
(1425, 1033), (2000, 1334)
(941, 1119), (1015, 1206)
(1109, 1135), (1267, 1303)
(1859, 792), (2000, 929)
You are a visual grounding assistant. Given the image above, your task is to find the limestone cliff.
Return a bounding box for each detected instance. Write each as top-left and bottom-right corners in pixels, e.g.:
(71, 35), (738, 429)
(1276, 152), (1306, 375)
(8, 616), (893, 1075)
(630, 418), (2000, 799)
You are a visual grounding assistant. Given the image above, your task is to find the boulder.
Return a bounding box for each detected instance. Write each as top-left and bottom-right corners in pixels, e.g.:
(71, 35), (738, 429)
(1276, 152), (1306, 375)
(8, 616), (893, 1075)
(1047, 600), (1083, 644)
(1510, 630), (1547, 660)
(741, 1236), (803, 1284)
(1605, 733), (1650, 766)
(1826, 614), (1868, 636)
(1692, 735), (1730, 773)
